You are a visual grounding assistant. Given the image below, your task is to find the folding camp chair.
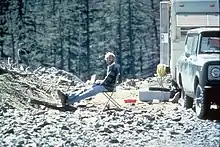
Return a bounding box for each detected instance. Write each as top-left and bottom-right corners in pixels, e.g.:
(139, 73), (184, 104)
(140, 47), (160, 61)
(102, 74), (121, 111)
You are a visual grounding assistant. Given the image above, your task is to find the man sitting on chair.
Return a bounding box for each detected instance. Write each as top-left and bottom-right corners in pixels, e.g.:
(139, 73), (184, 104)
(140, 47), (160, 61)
(57, 52), (119, 107)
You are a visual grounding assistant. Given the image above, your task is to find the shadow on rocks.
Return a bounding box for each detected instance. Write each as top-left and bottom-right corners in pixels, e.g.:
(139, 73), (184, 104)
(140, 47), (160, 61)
(30, 99), (77, 112)
(206, 109), (220, 121)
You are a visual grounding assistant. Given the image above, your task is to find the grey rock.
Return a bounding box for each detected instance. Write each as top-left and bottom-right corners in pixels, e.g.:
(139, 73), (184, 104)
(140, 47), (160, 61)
(136, 126), (145, 133)
(94, 122), (103, 128)
(170, 130), (180, 135)
(61, 125), (70, 130)
(145, 124), (154, 129)
(109, 137), (119, 143)
(142, 113), (155, 120)
(3, 128), (14, 134)
(172, 116), (182, 122)
(108, 123), (124, 129)
(184, 128), (193, 133)
(99, 127), (114, 133)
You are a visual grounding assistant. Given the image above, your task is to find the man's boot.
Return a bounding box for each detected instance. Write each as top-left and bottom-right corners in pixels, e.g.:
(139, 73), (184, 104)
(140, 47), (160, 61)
(57, 90), (68, 107)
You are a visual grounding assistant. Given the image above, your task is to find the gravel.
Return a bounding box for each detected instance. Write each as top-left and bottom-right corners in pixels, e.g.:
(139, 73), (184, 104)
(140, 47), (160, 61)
(1, 101), (219, 147)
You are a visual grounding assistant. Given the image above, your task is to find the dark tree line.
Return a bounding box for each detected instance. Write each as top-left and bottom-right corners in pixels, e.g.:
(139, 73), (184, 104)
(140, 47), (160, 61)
(0, 0), (161, 81)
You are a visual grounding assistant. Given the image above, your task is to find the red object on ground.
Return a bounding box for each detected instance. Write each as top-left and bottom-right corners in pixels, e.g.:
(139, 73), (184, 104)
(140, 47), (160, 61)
(124, 99), (137, 103)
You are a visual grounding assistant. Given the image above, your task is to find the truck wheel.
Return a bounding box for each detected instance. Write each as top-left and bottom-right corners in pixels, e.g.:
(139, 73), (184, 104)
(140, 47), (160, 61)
(181, 88), (193, 108)
(195, 84), (210, 119)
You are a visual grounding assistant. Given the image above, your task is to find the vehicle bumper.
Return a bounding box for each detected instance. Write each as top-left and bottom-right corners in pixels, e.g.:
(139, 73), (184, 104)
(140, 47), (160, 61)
(204, 85), (220, 104)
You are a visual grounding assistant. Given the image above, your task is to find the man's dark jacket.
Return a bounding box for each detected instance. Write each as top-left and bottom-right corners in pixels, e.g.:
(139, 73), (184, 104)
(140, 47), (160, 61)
(101, 62), (119, 91)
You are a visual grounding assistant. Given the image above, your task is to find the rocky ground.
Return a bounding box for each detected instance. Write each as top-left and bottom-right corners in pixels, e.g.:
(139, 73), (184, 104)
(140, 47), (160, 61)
(0, 63), (219, 147)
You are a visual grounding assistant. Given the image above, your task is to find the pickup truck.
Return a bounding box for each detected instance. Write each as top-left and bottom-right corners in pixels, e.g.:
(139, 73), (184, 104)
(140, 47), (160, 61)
(176, 27), (220, 119)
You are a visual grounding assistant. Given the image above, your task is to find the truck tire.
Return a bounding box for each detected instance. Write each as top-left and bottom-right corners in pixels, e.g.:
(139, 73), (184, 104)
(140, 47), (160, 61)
(181, 88), (193, 109)
(195, 84), (210, 119)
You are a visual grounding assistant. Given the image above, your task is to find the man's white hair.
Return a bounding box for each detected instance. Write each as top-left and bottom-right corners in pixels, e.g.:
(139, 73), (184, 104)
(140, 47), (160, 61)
(105, 52), (115, 60)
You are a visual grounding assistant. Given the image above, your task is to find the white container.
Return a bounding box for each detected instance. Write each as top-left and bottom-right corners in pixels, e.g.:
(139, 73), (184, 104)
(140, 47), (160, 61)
(139, 88), (170, 102)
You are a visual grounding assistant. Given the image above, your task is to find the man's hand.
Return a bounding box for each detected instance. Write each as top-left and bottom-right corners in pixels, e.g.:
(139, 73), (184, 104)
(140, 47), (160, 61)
(91, 80), (103, 87)
(95, 80), (102, 84)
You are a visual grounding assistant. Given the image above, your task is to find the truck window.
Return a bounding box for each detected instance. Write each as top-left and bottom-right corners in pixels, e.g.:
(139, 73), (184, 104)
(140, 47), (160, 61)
(185, 35), (194, 53)
(200, 31), (220, 53)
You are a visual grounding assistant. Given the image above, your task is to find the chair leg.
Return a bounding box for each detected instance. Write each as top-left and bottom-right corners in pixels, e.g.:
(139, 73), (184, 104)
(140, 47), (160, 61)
(104, 93), (119, 106)
(103, 93), (121, 109)
(102, 99), (110, 111)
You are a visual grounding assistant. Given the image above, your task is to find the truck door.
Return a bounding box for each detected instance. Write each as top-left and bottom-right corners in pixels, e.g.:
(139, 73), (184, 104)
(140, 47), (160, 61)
(188, 34), (199, 94)
(183, 34), (194, 92)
